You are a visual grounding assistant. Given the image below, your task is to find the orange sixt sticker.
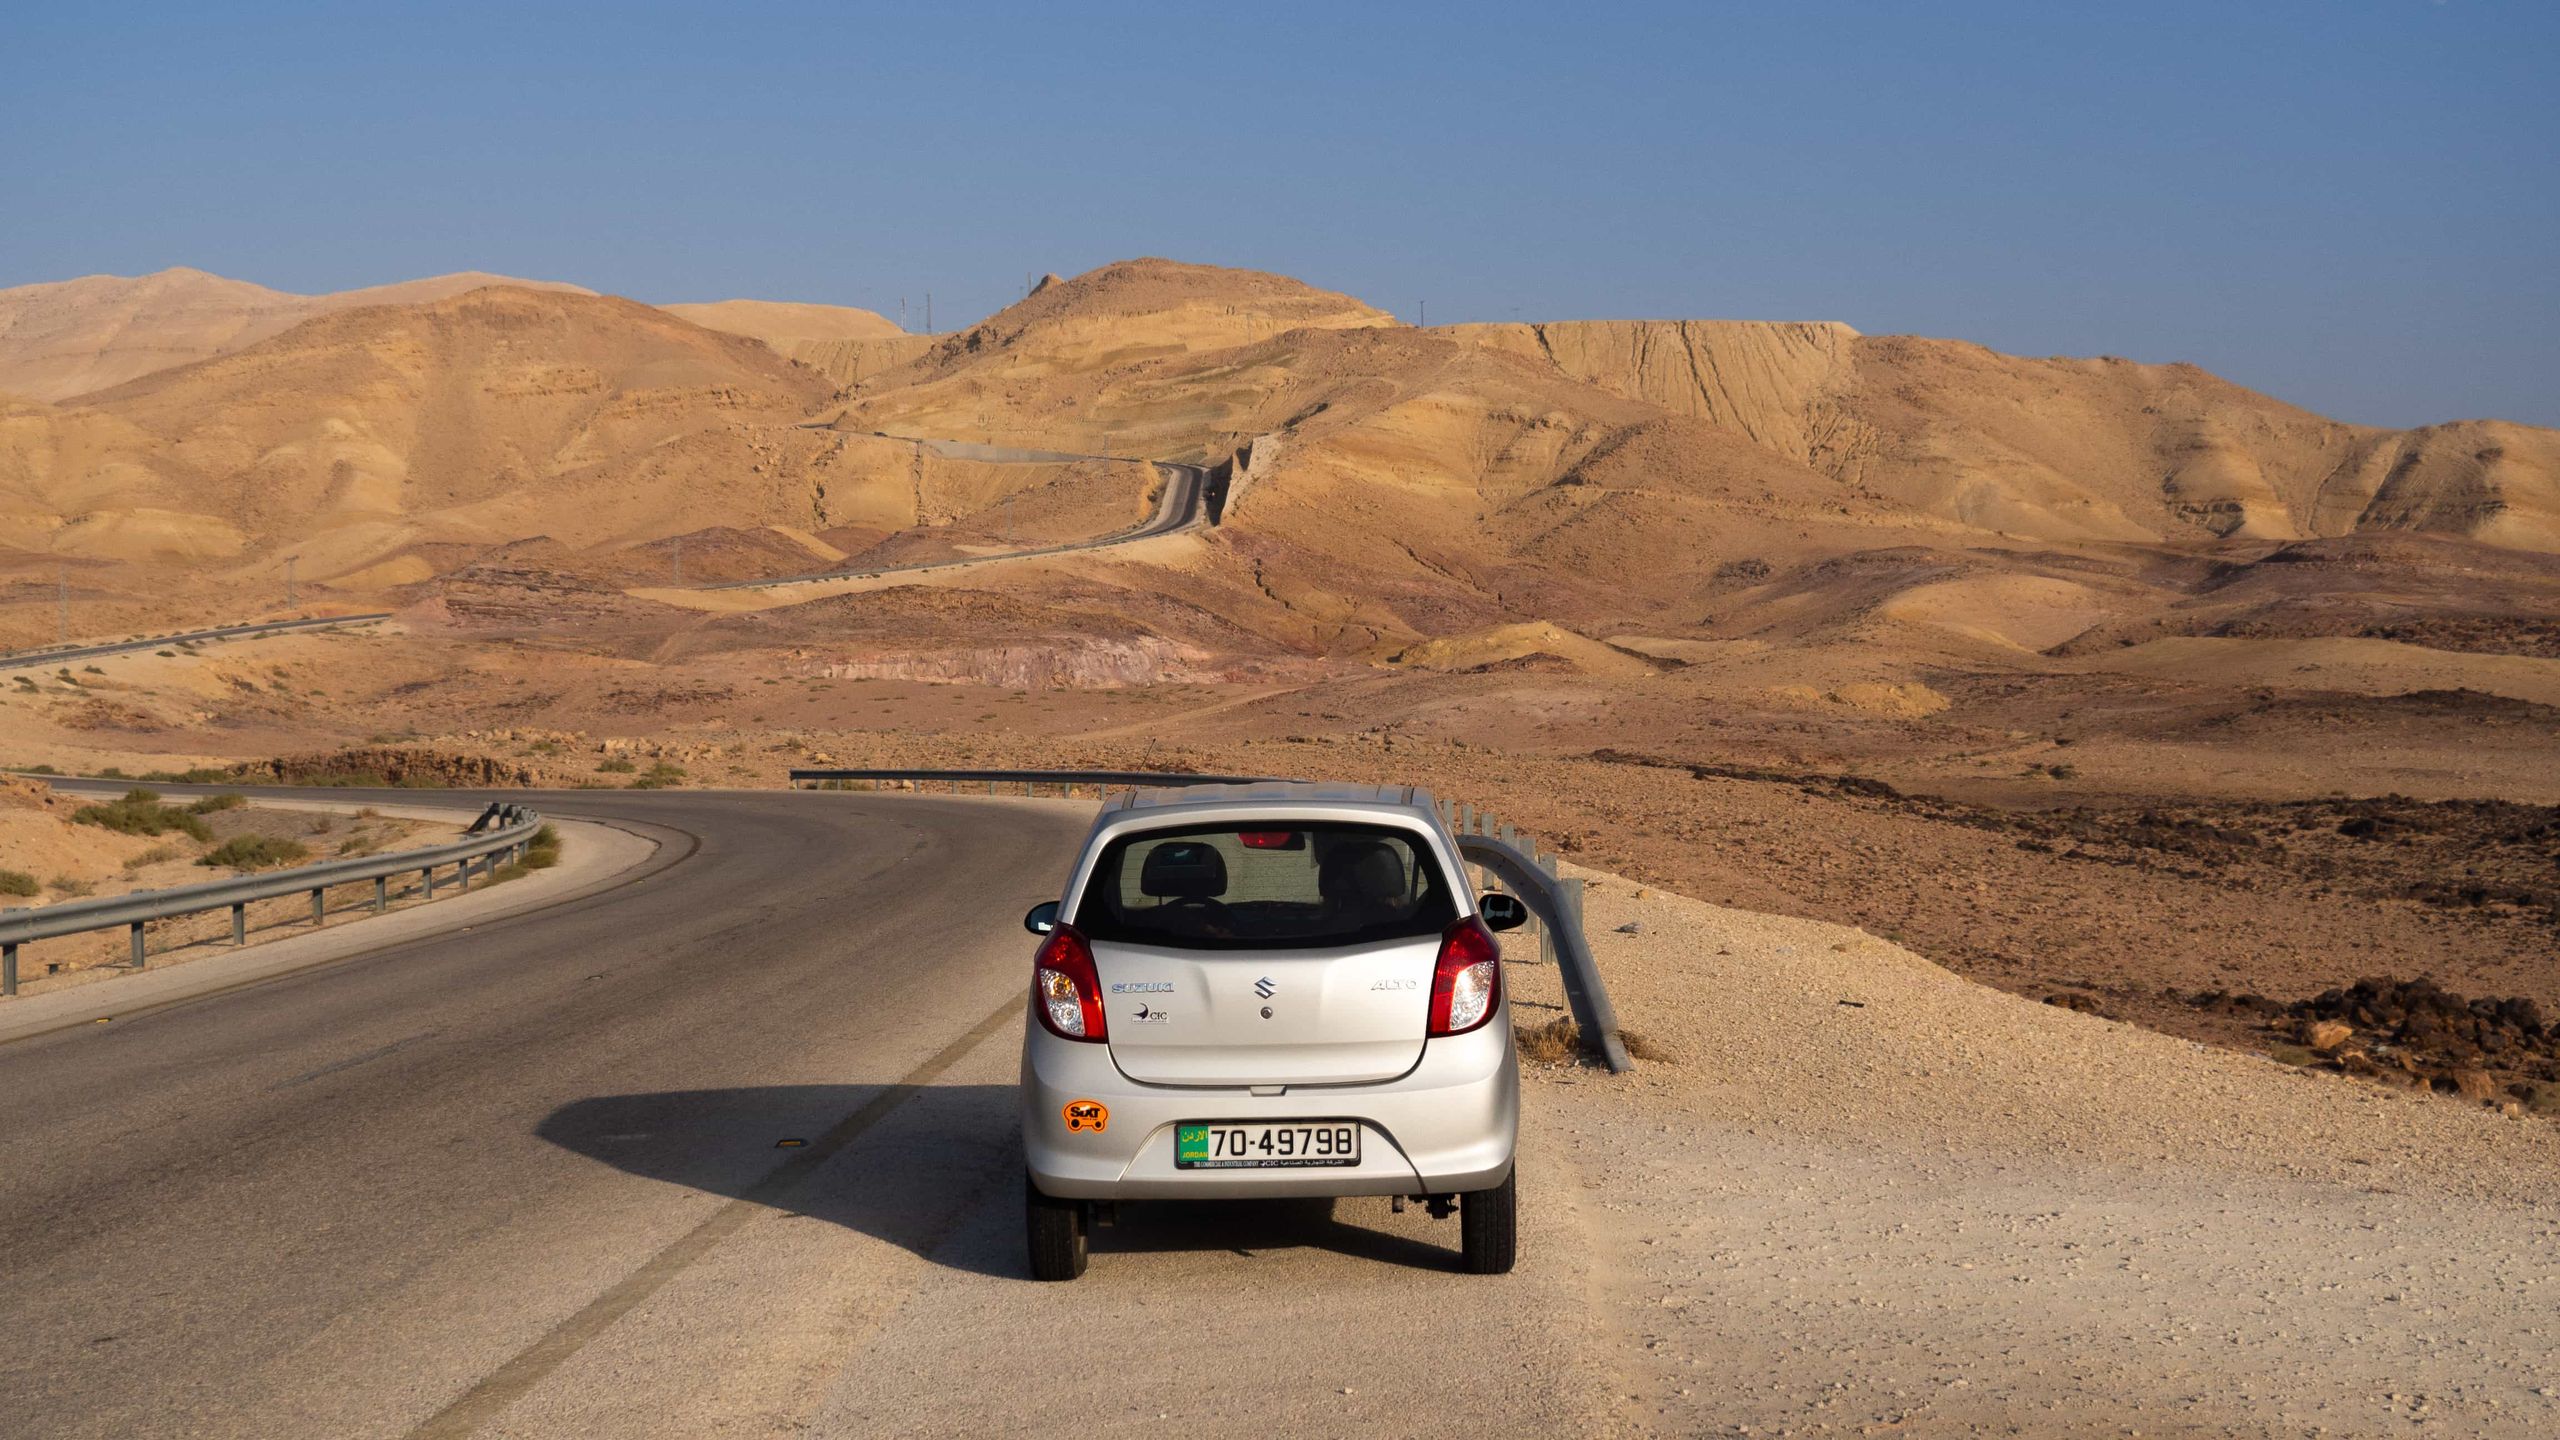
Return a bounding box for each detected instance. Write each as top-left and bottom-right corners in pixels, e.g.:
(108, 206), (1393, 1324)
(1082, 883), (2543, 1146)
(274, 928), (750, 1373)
(1062, 1100), (1109, 1133)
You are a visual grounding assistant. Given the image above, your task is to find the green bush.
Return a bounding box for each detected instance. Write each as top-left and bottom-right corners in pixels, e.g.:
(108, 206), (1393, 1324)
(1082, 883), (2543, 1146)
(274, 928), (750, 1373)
(71, 792), (213, 842)
(198, 835), (311, 871)
(595, 757), (637, 774)
(488, 824), (563, 884)
(0, 869), (38, 897)
(628, 761), (687, 790)
(121, 844), (188, 872)
(143, 768), (233, 785)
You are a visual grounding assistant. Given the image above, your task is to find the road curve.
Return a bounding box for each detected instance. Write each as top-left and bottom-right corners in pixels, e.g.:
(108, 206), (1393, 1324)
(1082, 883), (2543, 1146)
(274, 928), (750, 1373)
(699, 459), (1208, 592)
(0, 788), (1602, 1438)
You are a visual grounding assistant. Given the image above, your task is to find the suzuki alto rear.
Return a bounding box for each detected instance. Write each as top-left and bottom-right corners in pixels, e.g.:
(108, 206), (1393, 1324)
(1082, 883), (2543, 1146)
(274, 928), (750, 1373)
(1019, 782), (1523, 1279)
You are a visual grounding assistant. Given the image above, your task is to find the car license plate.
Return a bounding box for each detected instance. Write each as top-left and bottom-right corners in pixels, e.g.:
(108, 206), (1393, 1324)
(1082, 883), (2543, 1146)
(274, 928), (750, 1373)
(1176, 1121), (1361, 1169)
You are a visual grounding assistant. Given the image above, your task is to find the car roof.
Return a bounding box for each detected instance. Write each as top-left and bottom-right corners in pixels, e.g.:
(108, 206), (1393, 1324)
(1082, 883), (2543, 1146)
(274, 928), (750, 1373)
(1111, 780), (1437, 817)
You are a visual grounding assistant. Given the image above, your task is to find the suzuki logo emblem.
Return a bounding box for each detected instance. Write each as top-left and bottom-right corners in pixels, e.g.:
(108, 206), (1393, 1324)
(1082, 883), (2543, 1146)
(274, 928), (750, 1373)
(1253, 976), (1276, 999)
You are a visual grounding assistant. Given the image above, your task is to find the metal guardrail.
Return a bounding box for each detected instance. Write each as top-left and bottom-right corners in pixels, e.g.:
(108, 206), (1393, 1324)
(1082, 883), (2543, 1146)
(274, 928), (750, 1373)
(0, 613), (392, 671)
(0, 802), (544, 997)
(790, 767), (1632, 1072)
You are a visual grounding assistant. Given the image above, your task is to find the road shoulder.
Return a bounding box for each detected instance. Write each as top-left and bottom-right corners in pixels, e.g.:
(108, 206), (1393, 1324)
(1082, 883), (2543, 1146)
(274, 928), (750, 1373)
(0, 808), (663, 1045)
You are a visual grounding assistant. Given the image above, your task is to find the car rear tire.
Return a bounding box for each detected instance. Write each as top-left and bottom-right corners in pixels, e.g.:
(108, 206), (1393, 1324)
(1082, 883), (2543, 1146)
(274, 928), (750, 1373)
(1459, 1167), (1517, 1274)
(1025, 1172), (1088, 1281)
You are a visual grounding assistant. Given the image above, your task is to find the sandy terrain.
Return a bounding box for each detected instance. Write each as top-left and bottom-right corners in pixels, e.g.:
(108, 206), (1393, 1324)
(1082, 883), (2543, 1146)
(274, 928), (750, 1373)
(1511, 869), (2560, 1435)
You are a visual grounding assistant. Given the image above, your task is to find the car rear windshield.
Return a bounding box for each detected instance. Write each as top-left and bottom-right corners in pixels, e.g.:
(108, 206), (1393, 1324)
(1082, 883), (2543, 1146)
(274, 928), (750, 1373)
(1072, 821), (1458, 951)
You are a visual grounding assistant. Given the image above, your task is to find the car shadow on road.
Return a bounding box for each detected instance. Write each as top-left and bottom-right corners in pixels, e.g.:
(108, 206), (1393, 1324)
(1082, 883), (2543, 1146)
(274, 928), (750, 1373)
(537, 1083), (1465, 1280)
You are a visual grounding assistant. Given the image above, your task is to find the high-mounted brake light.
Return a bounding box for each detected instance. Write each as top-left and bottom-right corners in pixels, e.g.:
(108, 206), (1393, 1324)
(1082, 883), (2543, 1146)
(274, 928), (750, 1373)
(1237, 830), (1302, 849)
(1427, 917), (1502, 1037)
(1032, 924), (1107, 1042)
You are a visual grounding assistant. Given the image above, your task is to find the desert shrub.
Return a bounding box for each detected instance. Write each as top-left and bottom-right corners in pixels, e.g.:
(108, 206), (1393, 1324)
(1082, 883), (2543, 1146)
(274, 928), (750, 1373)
(22, 764), (57, 775)
(1618, 1029), (1675, 1063)
(525, 824), (562, 868)
(595, 757), (637, 774)
(1515, 1015), (1582, 1064)
(628, 762), (687, 790)
(186, 792), (246, 814)
(71, 791), (213, 841)
(156, 650), (177, 658)
(48, 876), (94, 897)
(198, 836), (310, 871)
(121, 844), (189, 872)
(0, 869), (38, 897)
(83, 666), (104, 675)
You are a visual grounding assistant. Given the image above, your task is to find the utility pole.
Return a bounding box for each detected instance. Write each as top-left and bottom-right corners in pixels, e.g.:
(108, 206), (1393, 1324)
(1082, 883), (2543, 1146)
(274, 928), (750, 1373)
(58, 564), (69, 645)
(285, 556), (296, 609)
(1419, 300), (1427, 327)
(899, 295), (907, 329)
(925, 292), (932, 334)
(1005, 493), (1015, 546)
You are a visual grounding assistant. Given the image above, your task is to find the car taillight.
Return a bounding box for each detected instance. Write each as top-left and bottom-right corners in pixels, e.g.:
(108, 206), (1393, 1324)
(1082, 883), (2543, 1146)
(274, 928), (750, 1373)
(1428, 917), (1502, 1037)
(1032, 924), (1107, 1042)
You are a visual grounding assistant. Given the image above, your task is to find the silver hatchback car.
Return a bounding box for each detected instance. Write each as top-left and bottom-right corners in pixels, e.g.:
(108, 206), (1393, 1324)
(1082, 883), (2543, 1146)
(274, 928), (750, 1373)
(1020, 782), (1525, 1280)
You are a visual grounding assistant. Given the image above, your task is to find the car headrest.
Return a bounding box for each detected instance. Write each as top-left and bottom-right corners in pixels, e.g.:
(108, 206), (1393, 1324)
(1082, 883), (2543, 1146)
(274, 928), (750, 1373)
(1319, 840), (1406, 908)
(1138, 841), (1228, 899)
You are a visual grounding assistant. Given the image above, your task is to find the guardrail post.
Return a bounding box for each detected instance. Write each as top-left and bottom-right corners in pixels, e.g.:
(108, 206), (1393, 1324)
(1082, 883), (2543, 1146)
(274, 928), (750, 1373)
(458, 859), (470, 892)
(374, 876), (388, 912)
(424, 866), (436, 899)
(311, 888), (325, 926)
(3, 942), (16, 997)
(130, 921), (146, 969)
(232, 902), (246, 945)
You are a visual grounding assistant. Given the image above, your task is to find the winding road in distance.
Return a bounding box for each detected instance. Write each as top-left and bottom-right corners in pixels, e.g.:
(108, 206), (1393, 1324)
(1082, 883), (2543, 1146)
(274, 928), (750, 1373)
(0, 614), (391, 672)
(699, 455), (1210, 592)
(0, 786), (1602, 1439)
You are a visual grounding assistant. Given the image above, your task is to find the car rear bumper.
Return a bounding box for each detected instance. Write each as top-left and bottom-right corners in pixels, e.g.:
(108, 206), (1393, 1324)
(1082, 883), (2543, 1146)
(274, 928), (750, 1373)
(1020, 1001), (1518, 1200)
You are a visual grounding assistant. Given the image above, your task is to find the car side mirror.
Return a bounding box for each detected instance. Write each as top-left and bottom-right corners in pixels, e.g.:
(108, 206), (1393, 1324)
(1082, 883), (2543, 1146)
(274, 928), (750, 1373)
(1024, 901), (1061, 935)
(1478, 892), (1528, 932)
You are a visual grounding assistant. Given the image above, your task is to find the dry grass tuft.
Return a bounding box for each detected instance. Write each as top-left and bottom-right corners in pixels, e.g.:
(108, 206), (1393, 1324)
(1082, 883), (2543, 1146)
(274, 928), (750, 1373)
(1617, 1028), (1676, 1063)
(1516, 1015), (1583, 1064)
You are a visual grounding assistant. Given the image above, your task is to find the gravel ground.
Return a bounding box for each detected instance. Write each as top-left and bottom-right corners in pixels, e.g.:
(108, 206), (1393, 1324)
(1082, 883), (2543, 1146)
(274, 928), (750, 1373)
(1516, 871), (2560, 1437)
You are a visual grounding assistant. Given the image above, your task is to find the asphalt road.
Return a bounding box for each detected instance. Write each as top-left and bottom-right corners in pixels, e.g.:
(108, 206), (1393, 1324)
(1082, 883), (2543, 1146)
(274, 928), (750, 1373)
(0, 789), (1600, 1438)
(701, 460), (1208, 591)
(0, 614), (391, 671)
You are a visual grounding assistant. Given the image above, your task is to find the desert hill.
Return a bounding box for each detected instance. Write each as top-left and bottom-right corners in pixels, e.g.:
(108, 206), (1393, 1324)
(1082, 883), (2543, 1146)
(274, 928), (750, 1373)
(823, 259), (1396, 440)
(1447, 320), (2560, 552)
(660, 299), (906, 351)
(1, 287), (842, 582)
(0, 267), (592, 402)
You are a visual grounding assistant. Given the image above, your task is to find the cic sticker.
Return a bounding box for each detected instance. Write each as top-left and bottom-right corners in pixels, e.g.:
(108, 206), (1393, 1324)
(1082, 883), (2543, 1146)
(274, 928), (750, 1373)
(1063, 1100), (1109, 1133)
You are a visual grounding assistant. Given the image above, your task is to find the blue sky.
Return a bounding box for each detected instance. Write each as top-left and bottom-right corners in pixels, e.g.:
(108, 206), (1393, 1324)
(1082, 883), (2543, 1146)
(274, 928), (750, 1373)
(6, 1), (2553, 426)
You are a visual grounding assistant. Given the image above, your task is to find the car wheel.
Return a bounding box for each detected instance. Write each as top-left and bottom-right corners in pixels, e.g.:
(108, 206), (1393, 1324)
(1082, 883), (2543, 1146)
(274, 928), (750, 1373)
(1025, 1172), (1088, 1281)
(1458, 1167), (1517, 1275)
